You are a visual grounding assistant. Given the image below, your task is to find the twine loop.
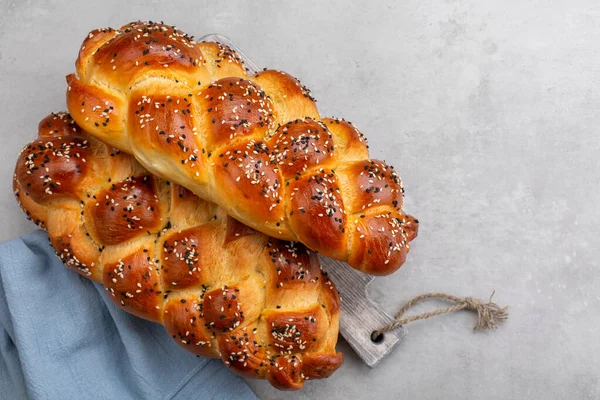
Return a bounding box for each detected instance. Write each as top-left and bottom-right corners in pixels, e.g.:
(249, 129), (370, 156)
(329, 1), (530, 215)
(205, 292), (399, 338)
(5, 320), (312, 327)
(372, 291), (508, 341)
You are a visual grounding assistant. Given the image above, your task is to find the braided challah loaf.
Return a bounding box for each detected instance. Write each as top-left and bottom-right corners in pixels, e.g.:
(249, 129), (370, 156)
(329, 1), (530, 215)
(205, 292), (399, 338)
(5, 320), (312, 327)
(13, 112), (343, 390)
(65, 21), (419, 276)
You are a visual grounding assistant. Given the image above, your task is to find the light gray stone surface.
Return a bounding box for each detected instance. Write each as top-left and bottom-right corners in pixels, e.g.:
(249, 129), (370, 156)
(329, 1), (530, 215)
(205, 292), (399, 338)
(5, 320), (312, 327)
(1, 1), (599, 399)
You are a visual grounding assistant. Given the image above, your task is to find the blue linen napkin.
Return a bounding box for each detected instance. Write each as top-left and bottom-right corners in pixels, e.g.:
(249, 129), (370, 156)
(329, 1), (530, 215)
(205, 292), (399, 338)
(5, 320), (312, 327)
(0, 230), (258, 400)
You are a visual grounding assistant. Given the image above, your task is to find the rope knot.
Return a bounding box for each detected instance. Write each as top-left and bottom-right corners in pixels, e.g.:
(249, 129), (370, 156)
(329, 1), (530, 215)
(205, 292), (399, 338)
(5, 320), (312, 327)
(463, 297), (481, 309)
(469, 292), (509, 330)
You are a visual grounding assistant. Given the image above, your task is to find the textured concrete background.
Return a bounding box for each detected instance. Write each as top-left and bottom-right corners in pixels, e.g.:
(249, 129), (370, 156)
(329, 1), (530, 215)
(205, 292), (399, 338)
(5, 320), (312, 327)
(1, 1), (599, 399)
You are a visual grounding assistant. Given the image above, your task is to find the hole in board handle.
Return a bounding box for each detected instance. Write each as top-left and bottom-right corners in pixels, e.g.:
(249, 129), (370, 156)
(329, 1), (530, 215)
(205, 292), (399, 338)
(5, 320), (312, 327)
(371, 331), (384, 344)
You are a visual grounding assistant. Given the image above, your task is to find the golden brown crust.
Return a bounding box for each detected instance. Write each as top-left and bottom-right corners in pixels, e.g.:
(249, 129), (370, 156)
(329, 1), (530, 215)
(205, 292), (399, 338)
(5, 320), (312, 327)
(212, 140), (285, 227)
(302, 353), (344, 379)
(264, 305), (326, 353)
(14, 135), (93, 203)
(224, 215), (257, 244)
(86, 175), (163, 245)
(163, 293), (218, 358)
(268, 355), (304, 390)
(49, 225), (102, 281)
(38, 112), (83, 137)
(128, 87), (206, 180)
(402, 214), (419, 243)
(288, 169), (349, 260)
(76, 28), (120, 80)
(267, 119), (335, 178)
(88, 21), (205, 88)
(160, 224), (221, 290)
(103, 248), (163, 322)
(197, 41), (247, 80)
(252, 69), (319, 123)
(66, 74), (127, 147)
(265, 239), (321, 288)
(201, 286), (245, 332)
(348, 212), (411, 276)
(338, 160), (404, 213)
(318, 275), (341, 316)
(13, 177), (48, 229)
(218, 329), (267, 377)
(323, 118), (369, 161)
(66, 21), (418, 275)
(14, 112), (342, 390)
(198, 77), (275, 150)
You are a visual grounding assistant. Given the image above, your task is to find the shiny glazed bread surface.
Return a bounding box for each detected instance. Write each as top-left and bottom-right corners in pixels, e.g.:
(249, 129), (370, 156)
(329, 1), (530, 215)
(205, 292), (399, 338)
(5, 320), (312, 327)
(66, 21), (419, 275)
(13, 112), (343, 390)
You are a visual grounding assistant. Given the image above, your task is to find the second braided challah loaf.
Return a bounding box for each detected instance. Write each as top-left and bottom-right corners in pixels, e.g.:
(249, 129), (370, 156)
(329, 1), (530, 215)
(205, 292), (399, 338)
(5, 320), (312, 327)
(13, 112), (342, 390)
(66, 21), (419, 275)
